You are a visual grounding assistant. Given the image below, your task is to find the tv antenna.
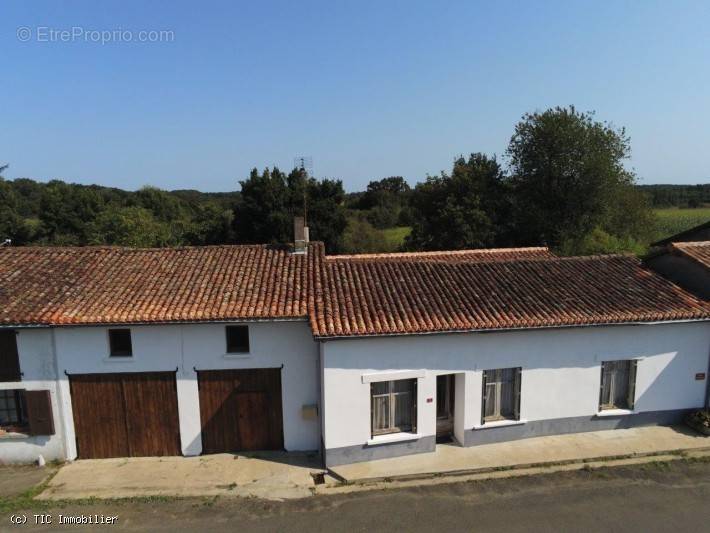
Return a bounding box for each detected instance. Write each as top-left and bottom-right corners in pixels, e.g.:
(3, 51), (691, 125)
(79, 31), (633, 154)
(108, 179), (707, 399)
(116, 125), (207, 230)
(293, 156), (313, 177)
(293, 156), (313, 224)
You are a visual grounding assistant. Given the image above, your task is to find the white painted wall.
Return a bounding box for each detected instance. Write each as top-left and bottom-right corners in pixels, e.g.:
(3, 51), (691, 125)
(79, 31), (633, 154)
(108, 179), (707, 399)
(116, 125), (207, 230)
(321, 322), (710, 451)
(0, 329), (65, 464)
(53, 320), (320, 459)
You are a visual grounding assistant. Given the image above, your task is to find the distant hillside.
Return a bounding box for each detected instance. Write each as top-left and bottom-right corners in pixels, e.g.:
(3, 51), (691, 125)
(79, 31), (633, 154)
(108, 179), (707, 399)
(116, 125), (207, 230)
(2, 176), (708, 252)
(0, 177), (238, 247)
(637, 183), (710, 208)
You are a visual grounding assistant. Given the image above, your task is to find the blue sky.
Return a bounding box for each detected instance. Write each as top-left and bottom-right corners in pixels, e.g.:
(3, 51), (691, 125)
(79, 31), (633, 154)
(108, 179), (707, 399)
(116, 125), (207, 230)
(1, 1), (708, 192)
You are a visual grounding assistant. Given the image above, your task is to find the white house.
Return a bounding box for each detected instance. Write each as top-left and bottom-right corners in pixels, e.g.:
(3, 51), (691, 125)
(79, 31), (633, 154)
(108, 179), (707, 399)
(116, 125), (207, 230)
(311, 247), (710, 465)
(1, 235), (708, 466)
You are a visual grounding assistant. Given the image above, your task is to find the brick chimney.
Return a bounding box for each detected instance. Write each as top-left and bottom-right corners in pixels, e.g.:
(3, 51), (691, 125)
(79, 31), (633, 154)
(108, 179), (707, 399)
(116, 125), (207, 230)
(293, 216), (309, 254)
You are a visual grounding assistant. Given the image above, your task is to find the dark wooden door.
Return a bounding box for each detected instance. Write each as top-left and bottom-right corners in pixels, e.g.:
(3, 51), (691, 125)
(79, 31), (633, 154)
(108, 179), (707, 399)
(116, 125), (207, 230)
(70, 372), (181, 459)
(198, 368), (283, 454)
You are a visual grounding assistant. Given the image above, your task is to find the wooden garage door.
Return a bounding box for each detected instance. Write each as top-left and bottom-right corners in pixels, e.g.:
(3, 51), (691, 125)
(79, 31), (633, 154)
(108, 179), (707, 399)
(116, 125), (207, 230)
(70, 372), (181, 459)
(198, 369), (284, 454)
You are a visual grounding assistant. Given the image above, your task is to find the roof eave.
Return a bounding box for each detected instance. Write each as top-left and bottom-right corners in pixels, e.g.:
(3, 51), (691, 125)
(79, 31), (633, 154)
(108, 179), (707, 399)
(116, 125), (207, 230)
(313, 317), (710, 341)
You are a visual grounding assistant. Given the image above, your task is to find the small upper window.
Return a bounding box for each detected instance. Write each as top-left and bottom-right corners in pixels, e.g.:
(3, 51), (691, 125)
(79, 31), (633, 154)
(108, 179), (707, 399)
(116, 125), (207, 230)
(226, 325), (250, 353)
(0, 330), (21, 382)
(108, 329), (133, 357)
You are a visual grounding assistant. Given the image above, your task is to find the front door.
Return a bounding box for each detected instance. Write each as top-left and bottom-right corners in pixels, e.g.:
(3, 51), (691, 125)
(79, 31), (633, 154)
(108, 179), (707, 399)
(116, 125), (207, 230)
(436, 374), (455, 440)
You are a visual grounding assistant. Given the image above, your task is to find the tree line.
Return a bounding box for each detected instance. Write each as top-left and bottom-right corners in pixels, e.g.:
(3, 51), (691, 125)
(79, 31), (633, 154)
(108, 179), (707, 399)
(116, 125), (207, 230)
(1, 106), (705, 255)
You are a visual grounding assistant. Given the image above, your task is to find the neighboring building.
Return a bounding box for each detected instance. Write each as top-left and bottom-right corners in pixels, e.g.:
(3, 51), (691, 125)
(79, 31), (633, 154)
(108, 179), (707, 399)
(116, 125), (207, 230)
(0, 245), (320, 462)
(1, 236), (709, 466)
(652, 220), (710, 247)
(645, 241), (710, 300)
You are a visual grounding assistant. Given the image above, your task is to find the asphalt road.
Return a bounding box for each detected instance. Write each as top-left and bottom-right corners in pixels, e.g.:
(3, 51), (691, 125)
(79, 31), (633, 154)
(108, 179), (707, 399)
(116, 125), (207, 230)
(5, 460), (710, 532)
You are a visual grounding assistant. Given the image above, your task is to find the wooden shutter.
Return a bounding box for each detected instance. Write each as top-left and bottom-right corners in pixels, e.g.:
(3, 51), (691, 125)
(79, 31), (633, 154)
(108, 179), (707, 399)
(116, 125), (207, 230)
(627, 360), (638, 410)
(25, 390), (55, 436)
(598, 363), (607, 410)
(0, 330), (21, 382)
(480, 370), (488, 425)
(412, 379), (418, 433)
(513, 367), (522, 420)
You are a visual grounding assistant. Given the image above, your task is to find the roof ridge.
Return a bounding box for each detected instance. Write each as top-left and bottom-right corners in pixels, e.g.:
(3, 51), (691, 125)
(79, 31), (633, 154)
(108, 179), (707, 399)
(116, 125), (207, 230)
(0, 243), (308, 253)
(327, 250), (637, 265)
(327, 246), (550, 261)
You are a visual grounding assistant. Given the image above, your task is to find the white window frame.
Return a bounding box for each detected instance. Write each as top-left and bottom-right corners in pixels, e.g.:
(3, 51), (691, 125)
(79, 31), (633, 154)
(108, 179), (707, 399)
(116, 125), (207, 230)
(481, 367), (522, 424)
(370, 379), (417, 437)
(599, 359), (638, 411)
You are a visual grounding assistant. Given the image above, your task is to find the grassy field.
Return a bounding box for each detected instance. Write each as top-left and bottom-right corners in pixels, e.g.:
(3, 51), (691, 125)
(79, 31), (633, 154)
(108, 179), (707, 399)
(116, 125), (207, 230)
(375, 209), (709, 252)
(653, 207), (710, 241)
(382, 226), (411, 250)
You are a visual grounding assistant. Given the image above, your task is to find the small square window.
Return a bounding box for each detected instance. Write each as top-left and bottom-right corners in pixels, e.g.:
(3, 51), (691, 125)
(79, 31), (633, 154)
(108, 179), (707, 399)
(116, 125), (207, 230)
(108, 329), (133, 357)
(226, 325), (249, 353)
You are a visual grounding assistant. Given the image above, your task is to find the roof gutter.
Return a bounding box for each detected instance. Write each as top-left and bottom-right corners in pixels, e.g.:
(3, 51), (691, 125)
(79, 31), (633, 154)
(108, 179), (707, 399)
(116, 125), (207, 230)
(0, 316), (309, 329)
(314, 317), (710, 341)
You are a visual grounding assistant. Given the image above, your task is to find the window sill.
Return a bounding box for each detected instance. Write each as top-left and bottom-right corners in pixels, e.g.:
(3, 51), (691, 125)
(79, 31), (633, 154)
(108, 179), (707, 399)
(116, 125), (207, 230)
(367, 432), (421, 446)
(222, 353), (251, 360)
(596, 409), (635, 417)
(102, 357), (135, 363)
(473, 419), (527, 430)
(0, 430), (30, 440)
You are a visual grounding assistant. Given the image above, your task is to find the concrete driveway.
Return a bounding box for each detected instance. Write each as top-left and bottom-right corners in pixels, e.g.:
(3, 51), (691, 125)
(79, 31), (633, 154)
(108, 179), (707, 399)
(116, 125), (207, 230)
(38, 452), (322, 501)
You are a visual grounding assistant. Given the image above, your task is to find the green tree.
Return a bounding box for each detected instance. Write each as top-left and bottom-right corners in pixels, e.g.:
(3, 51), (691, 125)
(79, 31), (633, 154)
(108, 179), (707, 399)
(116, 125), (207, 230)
(0, 164), (33, 244)
(39, 180), (104, 244)
(233, 168), (292, 244)
(184, 202), (234, 245)
(506, 106), (649, 249)
(133, 186), (187, 222)
(233, 167), (348, 252)
(406, 153), (508, 250)
(302, 174), (348, 253)
(342, 212), (389, 254)
(357, 176), (411, 229)
(87, 206), (174, 247)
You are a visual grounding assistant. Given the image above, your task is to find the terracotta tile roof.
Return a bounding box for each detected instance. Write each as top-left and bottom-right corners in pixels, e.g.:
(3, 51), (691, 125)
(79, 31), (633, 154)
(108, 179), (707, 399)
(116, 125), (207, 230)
(3, 243), (708, 335)
(0, 245), (309, 326)
(328, 247), (554, 263)
(671, 241), (710, 270)
(309, 247), (710, 338)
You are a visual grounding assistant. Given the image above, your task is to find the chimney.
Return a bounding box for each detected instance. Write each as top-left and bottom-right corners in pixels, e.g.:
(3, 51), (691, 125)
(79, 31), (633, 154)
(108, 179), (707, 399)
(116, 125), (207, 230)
(293, 216), (309, 254)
